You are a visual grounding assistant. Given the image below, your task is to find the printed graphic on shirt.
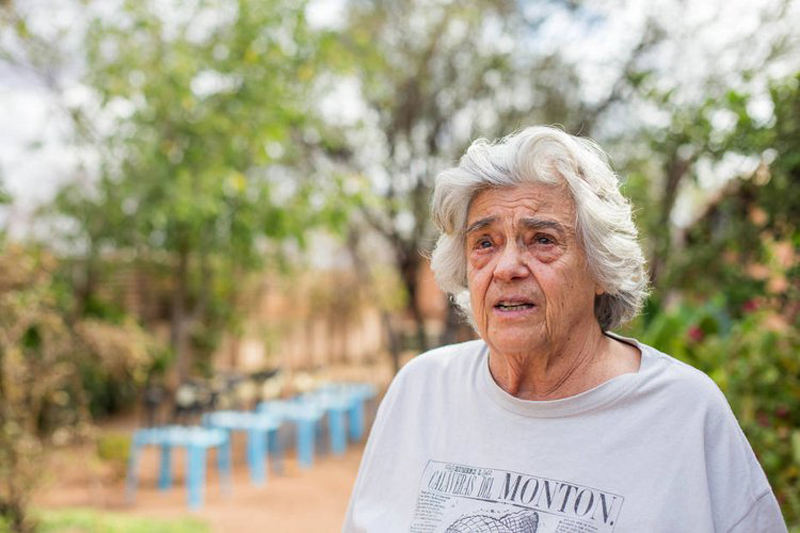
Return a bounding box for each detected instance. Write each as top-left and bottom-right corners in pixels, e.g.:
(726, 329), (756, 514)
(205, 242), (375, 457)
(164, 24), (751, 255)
(445, 510), (539, 532)
(410, 460), (624, 533)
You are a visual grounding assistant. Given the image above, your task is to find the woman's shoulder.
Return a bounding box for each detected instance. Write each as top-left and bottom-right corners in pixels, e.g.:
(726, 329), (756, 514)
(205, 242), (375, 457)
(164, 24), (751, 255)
(397, 339), (486, 378)
(381, 339), (486, 401)
(632, 339), (735, 416)
(374, 339), (486, 418)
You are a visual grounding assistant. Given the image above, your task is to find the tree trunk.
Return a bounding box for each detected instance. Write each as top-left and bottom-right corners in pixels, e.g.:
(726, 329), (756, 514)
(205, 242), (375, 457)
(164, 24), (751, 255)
(649, 153), (692, 287)
(399, 254), (427, 354)
(344, 228), (406, 373)
(74, 252), (97, 319)
(228, 337), (240, 369)
(381, 310), (402, 374)
(170, 243), (190, 382)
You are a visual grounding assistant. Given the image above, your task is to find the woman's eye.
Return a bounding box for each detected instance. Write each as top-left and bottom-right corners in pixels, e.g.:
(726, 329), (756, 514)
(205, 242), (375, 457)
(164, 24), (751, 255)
(476, 239), (493, 249)
(535, 235), (554, 246)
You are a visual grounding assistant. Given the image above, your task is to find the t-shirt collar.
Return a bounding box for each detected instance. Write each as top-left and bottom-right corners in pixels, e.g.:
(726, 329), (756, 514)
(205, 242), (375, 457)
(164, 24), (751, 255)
(478, 333), (653, 418)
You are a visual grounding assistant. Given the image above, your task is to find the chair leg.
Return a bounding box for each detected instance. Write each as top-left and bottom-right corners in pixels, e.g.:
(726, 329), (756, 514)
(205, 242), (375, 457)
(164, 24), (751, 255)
(349, 401), (364, 442)
(187, 445), (206, 510)
(158, 444), (172, 491)
(316, 417), (328, 456)
(218, 432), (232, 495)
(268, 427), (284, 475)
(297, 420), (314, 469)
(247, 428), (267, 485)
(329, 409), (346, 455)
(125, 443), (141, 504)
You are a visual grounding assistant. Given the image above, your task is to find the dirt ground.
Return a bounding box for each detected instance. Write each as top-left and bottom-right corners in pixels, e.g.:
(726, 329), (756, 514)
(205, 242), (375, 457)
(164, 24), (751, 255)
(36, 424), (367, 533)
(33, 362), (401, 532)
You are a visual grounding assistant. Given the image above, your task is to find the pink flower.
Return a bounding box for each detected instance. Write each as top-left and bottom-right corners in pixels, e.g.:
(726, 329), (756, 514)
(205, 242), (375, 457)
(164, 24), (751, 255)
(687, 326), (704, 343)
(775, 405), (790, 419)
(742, 299), (759, 313)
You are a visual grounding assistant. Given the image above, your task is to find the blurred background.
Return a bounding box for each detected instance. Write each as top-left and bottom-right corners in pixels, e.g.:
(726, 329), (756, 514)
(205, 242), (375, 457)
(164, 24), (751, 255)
(0, 0), (798, 531)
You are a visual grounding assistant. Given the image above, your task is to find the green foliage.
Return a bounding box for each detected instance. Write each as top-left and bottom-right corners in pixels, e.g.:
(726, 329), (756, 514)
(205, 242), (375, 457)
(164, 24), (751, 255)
(79, 0), (319, 259)
(0, 244), (162, 529)
(0, 244), (80, 531)
(658, 73), (800, 321)
(96, 432), (131, 481)
(96, 432), (131, 464)
(732, 74), (800, 240)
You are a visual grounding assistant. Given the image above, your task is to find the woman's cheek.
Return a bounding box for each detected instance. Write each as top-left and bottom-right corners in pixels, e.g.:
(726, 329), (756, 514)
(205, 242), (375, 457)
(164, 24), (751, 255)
(469, 249), (494, 270)
(532, 249), (561, 264)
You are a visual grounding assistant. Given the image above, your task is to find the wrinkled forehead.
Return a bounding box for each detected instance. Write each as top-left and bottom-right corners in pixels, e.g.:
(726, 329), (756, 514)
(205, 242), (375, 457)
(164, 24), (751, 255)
(465, 183), (577, 230)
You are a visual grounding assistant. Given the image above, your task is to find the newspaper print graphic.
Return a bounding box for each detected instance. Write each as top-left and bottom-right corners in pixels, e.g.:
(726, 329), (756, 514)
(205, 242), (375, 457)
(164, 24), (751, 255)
(410, 460), (624, 533)
(446, 510), (539, 533)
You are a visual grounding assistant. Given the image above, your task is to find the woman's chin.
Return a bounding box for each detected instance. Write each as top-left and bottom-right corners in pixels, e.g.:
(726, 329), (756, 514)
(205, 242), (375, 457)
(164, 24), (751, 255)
(484, 329), (546, 358)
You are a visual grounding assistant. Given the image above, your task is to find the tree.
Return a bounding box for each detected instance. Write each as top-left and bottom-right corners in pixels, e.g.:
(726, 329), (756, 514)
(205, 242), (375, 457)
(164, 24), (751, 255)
(48, 0), (330, 380)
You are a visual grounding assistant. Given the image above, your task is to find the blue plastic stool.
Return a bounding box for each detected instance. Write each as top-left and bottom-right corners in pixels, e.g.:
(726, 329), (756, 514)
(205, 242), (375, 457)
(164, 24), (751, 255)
(347, 383), (377, 442)
(202, 411), (282, 486)
(258, 400), (324, 469)
(126, 426), (230, 510)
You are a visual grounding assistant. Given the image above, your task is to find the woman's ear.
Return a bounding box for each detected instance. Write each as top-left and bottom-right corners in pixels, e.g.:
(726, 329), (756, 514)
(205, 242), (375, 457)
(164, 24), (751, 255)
(594, 283), (606, 296)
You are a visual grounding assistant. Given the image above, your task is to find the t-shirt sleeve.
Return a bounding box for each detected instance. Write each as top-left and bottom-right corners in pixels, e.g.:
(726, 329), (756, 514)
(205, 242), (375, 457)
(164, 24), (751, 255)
(726, 490), (787, 533)
(341, 368), (406, 533)
(694, 372), (788, 533)
(341, 393), (389, 532)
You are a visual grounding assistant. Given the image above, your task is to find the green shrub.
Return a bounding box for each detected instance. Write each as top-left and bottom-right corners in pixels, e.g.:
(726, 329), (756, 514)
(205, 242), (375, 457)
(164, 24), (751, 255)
(96, 433), (131, 464)
(96, 433), (131, 481)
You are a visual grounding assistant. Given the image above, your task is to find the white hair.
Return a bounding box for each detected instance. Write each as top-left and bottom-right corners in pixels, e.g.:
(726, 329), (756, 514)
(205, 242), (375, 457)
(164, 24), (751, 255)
(429, 126), (648, 331)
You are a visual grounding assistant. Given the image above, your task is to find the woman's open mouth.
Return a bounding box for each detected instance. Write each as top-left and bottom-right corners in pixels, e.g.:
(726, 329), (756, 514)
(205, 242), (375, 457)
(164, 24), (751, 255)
(495, 303), (535, 311)
(493, 299), (538, 318)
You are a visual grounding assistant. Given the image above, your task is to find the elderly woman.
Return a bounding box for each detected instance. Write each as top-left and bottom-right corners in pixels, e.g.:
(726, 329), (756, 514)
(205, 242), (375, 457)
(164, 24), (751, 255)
(343, 127), (785, 533)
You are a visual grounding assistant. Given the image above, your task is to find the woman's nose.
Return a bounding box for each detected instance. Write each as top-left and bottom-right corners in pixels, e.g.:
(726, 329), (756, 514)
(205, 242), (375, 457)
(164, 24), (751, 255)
(493, 241), (529, 281)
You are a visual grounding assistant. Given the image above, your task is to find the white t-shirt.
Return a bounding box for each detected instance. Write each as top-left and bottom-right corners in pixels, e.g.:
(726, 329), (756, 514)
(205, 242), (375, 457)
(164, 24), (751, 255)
(343, 337), (786, 533)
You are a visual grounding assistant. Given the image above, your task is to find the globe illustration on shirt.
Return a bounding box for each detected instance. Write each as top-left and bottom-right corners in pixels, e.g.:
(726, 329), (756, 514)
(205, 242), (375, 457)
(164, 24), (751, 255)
(445, 510), (539, 533)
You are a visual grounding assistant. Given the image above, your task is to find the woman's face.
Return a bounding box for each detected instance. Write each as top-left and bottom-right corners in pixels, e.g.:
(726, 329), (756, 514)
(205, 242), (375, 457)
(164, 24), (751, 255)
(465, 183), (602, 357)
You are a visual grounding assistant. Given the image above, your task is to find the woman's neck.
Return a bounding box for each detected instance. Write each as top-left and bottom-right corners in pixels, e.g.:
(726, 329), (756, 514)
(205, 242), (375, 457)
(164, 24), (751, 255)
(488, 330), (641, 401)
